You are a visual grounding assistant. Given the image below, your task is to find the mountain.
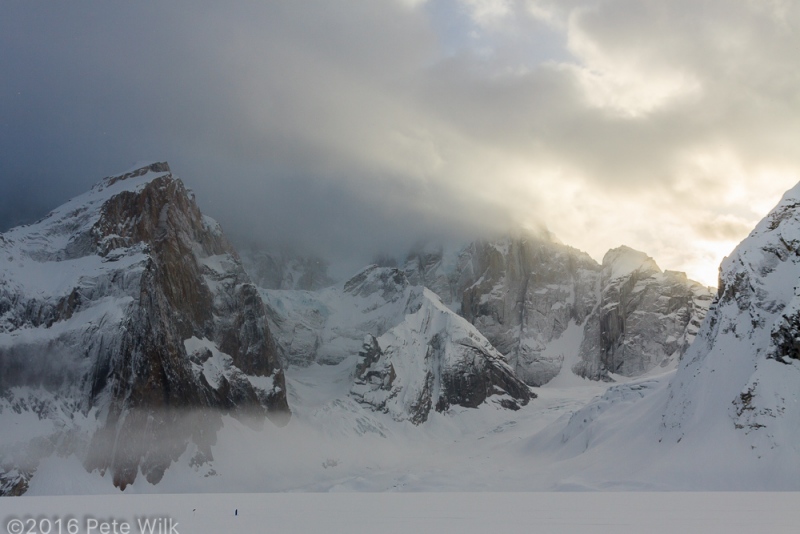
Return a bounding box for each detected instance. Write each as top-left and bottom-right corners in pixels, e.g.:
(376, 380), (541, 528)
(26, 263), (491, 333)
(573, 246), (713, 380)
(403, 235), (713, 386)
(662, 182), (800, 452)
(533, 182), (800, 489)
(0, 163), (288, 493)
(261, 265), (532, 423)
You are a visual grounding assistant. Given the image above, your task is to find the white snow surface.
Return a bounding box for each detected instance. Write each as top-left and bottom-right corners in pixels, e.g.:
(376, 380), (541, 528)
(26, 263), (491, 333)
(3, 492), (799, 534)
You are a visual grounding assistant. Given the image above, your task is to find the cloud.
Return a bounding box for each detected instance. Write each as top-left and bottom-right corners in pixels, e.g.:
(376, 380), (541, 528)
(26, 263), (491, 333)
(694, 215), (755, 242)
(459, 0), (514, 28)
(1, 0), (799, 287)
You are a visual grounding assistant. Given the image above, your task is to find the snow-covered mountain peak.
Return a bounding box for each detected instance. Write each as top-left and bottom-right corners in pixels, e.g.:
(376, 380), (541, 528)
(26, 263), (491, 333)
(93, 161), (172, 192)
(659, 181), (800, 454)
(1, 162), (182, 265)
(1, 164), (288, 492)
(260, 263), (532, 425)
(717, 181), (800, 308)
(602, 245), (661, 281)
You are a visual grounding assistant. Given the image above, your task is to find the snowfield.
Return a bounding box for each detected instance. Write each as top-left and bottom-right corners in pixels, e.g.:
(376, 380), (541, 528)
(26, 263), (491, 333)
(2, 492), (799, 534)
(11, 359), (797, 494)
(3, 366), (798, 531)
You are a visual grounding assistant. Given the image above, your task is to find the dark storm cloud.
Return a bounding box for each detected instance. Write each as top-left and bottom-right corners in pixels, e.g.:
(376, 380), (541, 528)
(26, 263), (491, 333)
(0, 1), (512, 273)
(2, 0), (800, 285)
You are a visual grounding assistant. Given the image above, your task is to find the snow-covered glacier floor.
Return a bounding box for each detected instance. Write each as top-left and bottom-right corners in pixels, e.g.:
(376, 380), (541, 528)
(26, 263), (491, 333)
(19, 356), (791, 495)
(24, 357), (614, 495)
(10, 358), (800, 530)
(3, 492), (798, 534)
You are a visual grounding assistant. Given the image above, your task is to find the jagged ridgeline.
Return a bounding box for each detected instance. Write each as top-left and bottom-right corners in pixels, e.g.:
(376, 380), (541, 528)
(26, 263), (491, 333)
(402, 238), (714, 386)
(0, 163), (289, 492)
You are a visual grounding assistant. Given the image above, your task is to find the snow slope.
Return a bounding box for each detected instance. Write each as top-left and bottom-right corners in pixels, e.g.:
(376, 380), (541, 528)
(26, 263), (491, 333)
(662, 182), (800, 455)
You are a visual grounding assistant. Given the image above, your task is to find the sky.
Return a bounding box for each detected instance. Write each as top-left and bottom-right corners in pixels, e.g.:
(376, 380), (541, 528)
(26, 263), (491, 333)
(2, 0), (799, 286)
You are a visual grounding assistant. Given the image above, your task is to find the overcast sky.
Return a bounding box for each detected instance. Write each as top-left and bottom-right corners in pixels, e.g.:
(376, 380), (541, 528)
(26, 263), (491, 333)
(2, 0), (799, 285)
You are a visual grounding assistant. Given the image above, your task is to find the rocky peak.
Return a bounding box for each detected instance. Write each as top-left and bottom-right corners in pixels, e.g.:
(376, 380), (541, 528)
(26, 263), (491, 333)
(95, 161), (173, 190)
(0, 163), (288, 492)
(602, 246), (661, 281)
(454, 234), (601, 385)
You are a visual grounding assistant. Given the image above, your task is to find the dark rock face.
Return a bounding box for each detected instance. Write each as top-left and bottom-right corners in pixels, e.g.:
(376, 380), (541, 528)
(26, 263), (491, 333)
(0, 469), (32, 497)
(458, 238), (600, 386)
(573, 247), (712, 380)
(770, 310), (800, 363)
(0, 162), (288, 492)
(354, 335), (388, 381)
